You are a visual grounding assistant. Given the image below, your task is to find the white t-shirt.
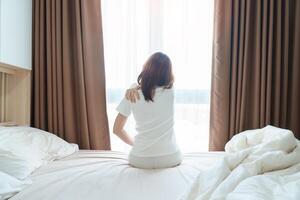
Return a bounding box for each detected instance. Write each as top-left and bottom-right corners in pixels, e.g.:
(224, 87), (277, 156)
(116, 87), (179, 157)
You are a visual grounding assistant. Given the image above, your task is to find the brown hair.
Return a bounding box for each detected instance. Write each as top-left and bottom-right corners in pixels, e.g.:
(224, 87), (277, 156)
(137, 52), (174, 102)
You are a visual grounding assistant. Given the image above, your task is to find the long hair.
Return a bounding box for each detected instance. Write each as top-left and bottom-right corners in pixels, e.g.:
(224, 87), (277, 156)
(137, 52), (174, 101)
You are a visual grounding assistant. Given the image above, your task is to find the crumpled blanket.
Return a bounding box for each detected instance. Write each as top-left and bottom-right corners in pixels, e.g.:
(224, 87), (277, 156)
(181, 125), (300, 200)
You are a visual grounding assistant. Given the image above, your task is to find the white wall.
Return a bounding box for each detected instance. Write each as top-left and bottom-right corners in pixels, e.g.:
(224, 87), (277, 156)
(0, 0), (32, 70)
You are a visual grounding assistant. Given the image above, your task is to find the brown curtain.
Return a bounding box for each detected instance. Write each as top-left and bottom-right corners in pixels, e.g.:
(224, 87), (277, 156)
(31, 0), (110, 150)
(210, 0), (300, 151)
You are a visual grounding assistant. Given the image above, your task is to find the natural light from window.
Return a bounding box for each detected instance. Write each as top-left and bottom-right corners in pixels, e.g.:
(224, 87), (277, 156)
(102, 0), (214, 153)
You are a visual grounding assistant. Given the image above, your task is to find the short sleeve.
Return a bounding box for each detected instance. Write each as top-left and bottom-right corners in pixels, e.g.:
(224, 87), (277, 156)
(116, 98), (131, 117)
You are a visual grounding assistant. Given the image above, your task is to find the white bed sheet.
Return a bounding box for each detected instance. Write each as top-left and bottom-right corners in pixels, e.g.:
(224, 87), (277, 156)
(10, 151), (225, 200)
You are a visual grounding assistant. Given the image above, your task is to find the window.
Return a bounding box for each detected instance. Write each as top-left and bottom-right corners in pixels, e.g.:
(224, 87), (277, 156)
(102, 0), (214, 152)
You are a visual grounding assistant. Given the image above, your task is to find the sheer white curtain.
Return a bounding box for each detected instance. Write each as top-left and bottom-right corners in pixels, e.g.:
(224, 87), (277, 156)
(102, 0), (214, 153)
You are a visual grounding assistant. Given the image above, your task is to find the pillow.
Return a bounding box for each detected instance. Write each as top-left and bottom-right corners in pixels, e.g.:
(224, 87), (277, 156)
(0, 126), (78, 170)
(0, 149), (36, 180)
(0, 171), (32, 200)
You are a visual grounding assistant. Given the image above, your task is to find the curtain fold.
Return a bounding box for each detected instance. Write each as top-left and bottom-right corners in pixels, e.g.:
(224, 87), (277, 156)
(210, 0), (300, 151)
(32, 0), (110, 150)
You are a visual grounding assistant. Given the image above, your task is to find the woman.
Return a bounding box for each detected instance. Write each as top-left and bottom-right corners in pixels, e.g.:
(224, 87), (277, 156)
(113, 52), (182, 169)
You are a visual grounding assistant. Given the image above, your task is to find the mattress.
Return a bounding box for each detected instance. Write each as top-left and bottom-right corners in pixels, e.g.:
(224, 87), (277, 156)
(10, 150), (225, 200)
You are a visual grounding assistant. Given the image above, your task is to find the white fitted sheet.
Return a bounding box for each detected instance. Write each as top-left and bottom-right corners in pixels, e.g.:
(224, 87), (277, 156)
(10, 150), (225, 200)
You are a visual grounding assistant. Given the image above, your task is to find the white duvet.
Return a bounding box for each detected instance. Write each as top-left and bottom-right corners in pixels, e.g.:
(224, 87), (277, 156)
(182, 125), (300, 200)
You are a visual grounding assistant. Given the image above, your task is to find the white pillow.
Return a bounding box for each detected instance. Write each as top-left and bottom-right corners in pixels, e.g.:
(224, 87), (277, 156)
(0, 126), (78, 170)
(0, 149), (36, 180)
(0, 171), (32, 200)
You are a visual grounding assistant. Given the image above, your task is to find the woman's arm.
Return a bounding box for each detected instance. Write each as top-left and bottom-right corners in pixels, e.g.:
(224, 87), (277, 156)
(113, 113), (134, 146)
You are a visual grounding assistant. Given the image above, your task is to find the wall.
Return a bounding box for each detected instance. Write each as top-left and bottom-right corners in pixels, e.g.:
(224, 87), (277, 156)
(0, 0), (32, 70)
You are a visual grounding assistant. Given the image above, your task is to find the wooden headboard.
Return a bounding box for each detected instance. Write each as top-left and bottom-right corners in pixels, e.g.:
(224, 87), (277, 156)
(0, 62), (31, 125)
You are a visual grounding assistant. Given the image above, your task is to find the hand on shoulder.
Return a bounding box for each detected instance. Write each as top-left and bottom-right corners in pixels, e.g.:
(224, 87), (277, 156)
(125, 84), (140, 103)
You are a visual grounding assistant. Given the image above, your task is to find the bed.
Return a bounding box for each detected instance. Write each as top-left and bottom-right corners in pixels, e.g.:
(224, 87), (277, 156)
(1, 126), (300, 200)
(0, 126), (225, 200)
(10, 151), (224, 200)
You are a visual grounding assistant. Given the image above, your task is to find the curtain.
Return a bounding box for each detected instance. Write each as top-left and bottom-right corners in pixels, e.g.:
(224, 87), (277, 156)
(102, 0), (214, 152)
(210, 0), (300, 151)
(31, 0), (110, 150)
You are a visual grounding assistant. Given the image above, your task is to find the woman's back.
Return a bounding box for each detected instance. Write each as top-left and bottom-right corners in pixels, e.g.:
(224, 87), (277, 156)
(117, 87), (179, 157)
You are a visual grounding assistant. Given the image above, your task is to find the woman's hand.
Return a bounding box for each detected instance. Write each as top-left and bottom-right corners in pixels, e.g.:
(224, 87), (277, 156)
(125, 86), (140, 103)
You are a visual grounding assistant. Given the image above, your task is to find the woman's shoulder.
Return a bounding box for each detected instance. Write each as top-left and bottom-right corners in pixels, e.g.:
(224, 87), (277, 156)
(156, 87), (174, 97)
(160, 86), (174, 92)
